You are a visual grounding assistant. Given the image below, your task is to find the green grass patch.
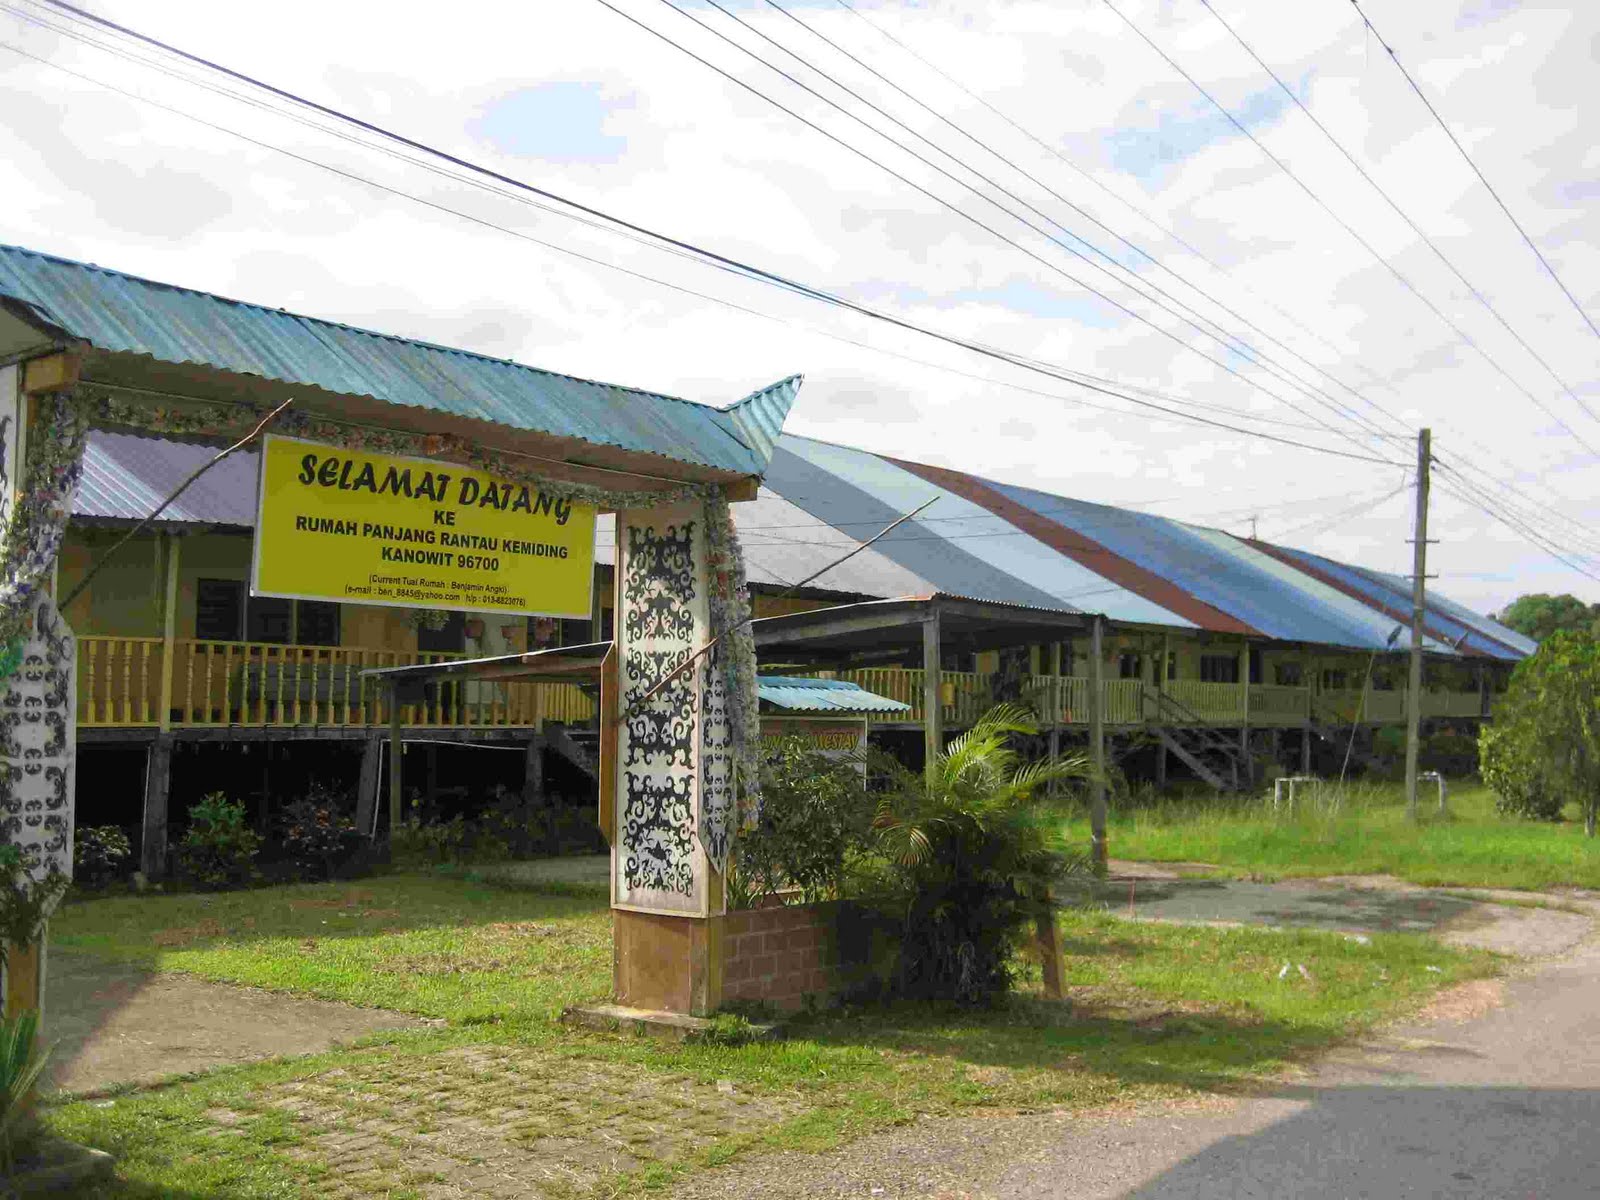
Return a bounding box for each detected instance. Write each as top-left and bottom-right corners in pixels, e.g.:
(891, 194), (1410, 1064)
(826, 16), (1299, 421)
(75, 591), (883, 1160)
(1075, 781), (1600, 890)
(49, 872), (612, 1022)
(45, 870), (1497, 1197)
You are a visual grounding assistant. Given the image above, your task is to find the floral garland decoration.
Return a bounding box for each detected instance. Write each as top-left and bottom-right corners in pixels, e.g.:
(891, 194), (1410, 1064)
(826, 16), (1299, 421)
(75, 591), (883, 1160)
(0, 391), (90, 666)
(83, 385), (766, 785)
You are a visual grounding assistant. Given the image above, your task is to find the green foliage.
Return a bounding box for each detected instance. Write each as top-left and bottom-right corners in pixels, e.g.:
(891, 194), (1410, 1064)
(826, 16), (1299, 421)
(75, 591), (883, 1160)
(0, 852), (70, 974)
(1486, 631), (1600, 834)
(730, 737), (874, 909)
(1479, 721), (1562, 820)
(1494, 593), (1600, 642)
(1420, 728), (1481, 778)
(73, 825), (132, 888)
(280, 784), (359, 880)
(0, 1009), (49, 1172)
(864, 704), (1091, 1005)
(175, 793), (262, 890)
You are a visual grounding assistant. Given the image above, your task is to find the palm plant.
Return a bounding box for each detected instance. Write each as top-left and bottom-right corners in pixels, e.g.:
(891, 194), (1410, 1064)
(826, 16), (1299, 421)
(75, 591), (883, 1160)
(0, 1008), (49, 1172)
(864, 704), (1093, 1005)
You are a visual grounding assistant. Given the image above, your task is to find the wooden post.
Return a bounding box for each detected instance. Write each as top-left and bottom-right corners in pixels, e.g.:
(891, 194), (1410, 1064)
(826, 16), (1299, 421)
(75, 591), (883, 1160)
(3, 938), (42, 1018)
(157, 532), (180, 732)
(1478, 665), (1488, 718)
(1301, 724), (1312, 774)
(523, 734), (545, 812)
(1089, 616), (1107, 874)
(388, 686), (403, 835)
(356, 732), (381, 838)
(922, 608), (942, 776)
(1238, 641), (1252, 786)
(1035, 908), (1065, 1001)
(141, 733), (173, 878)
(597, 645), (617, 845)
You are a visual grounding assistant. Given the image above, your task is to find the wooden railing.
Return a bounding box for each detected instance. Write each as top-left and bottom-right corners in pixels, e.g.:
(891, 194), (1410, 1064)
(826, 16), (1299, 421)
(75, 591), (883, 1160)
(78, 637), (594, 730)
(76, 641), (1482, 733)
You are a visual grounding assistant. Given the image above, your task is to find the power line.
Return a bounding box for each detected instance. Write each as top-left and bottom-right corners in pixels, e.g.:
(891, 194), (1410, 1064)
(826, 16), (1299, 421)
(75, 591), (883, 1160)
(716, 0), (1396, 451)
(623, 0), (1392, 459)
(1348, 0), (1600, 345)
(1100, 0), (1600, 460)
(1200, 0), (1600, 433)
(8, 4), (1404, 467)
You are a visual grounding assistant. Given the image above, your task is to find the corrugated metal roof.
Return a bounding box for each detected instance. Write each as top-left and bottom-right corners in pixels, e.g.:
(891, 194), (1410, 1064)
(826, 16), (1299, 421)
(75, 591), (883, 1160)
(78, 432), (258, 525)
(758, 676), (911, 713)
(0, 243), (797, 476)
(66, 421), (1531, 664)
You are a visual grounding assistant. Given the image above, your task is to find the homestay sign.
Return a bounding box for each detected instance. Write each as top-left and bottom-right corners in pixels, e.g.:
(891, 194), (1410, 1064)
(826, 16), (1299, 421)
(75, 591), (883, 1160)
(252, 434), (595, 617)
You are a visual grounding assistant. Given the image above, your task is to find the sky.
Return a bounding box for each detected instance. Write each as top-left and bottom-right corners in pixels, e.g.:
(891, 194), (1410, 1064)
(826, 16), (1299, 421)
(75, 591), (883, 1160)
(0, 0), (1595, 615)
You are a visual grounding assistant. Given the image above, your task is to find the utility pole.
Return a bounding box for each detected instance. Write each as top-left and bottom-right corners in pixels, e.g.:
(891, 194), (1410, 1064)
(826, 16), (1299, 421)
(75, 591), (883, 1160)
(1404, 428), (1432, 822)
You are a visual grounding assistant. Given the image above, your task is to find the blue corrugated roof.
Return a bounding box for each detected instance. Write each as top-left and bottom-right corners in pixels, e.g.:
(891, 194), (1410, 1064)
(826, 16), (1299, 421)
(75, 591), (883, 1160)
(757, 676), (911, 713)
(0, 244), (798, 476)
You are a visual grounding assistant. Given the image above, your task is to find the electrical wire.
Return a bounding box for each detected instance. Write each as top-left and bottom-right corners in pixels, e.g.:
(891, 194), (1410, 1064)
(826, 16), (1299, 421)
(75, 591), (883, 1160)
(624, 0), (1392, 460)
(1348, 0), (1600, 345)
(1200, 0), (1600, 430)
(1100, 0), (1600, 460)
(0, 9), (1404, 466)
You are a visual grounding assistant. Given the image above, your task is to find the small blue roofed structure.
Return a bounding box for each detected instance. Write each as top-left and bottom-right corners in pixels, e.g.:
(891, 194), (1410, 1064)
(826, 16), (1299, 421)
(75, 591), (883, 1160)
(756, 676), (910, 715)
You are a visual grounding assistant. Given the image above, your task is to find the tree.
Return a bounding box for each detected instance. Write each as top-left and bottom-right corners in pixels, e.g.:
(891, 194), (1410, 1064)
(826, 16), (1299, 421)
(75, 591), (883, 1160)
(1481, 631), (1600, 836)
(865, 704), (1092, 1004)
(1493, 594), (1600, 642)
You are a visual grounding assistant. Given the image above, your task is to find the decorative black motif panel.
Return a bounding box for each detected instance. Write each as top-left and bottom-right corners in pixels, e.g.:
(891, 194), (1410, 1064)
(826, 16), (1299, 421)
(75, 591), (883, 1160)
(616, 514), (702, 908)
(698, 641), (733, 869)
(0, 595), (76, 881)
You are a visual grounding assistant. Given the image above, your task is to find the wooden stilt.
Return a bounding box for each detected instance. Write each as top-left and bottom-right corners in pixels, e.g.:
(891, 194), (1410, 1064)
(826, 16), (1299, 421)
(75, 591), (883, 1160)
(141, 733), (173, 878)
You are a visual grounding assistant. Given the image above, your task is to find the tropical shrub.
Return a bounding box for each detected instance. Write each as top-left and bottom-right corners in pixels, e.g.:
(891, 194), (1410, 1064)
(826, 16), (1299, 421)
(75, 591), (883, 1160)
(73, 825), (132, 888)
(864, 704), (1091, 1005)
(0, 1009), (48, 1172)
(1420, 728), (1480, 778)
(730, 737), (874, 909)
(175, 793), (261, 889)
(280, 785), (360, 880)
(1479, 630), (1600, 830)
(1480, 719), (1562, 821)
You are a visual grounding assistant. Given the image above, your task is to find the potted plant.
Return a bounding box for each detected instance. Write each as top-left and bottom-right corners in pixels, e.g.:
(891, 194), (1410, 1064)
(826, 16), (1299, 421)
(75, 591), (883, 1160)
(463, 617), (486, 640)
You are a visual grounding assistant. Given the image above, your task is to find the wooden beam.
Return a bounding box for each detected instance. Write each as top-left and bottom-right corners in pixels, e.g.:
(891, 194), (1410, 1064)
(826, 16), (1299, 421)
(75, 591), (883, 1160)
(21, 351), (79, 395)
(1089, 616), (1107, 875)
(3, 936), (42, 1018)
(597, 645), (618, 845)
(356, 733), (381, 838)
(922, 611), (941, 776)
(722, 477), (759, 503)
(157, 533), (181, 732)
(141, 733), (173, 878)
(388, 689), (403, 837)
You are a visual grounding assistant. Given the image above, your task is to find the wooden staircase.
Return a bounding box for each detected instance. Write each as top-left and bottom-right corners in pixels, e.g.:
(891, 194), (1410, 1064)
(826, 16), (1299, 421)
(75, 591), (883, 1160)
(1142, 686), (1249, 792)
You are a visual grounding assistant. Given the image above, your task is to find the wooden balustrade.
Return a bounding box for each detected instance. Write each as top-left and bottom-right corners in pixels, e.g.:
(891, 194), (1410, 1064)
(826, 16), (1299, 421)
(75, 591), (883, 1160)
(74, 639), (1481, 733)
(78, 637), (594, 729)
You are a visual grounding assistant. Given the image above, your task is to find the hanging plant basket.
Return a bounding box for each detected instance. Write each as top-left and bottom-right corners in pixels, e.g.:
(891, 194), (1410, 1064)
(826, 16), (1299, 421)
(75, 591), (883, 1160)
(463, 617), (486, 640)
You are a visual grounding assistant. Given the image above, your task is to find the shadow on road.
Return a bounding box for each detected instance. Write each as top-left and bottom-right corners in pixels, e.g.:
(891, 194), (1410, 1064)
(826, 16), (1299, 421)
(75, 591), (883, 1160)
(1122, 1083), (1600, 1198)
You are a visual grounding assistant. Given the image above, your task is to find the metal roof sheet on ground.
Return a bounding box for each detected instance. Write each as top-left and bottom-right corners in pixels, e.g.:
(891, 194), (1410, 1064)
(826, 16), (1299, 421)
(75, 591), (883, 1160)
(77, 432), (258, 525)
(0, 243), (797, 476)
(757, 676), (910, 713)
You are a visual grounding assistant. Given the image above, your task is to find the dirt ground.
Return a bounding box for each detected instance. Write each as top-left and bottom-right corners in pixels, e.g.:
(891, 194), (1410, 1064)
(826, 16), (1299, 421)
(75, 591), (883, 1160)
(44, 949), (424, 1096)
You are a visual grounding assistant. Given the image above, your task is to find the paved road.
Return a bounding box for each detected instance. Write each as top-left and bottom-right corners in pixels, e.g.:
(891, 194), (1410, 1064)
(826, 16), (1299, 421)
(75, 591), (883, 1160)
(997, 936), (1600, 1199)
(670, 891), (1600, 1199)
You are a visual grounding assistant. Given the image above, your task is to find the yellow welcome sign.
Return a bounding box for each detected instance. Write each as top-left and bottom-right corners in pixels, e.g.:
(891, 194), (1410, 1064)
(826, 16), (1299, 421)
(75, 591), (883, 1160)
(252, 434), (596, 617)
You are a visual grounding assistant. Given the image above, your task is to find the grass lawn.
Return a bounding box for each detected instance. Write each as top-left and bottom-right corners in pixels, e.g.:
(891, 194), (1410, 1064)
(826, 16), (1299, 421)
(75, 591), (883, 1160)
(1075, 781), (1600, 891)
(43, 870), (1496, 1198)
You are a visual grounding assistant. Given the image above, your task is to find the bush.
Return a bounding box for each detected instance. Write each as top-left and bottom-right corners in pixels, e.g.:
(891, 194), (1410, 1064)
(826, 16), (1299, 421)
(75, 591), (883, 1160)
(0, 1010), (48, 1172)
(1420, 728), (1480, 778)
(73, 825), (132, 888)
(866, 705), (1090, 1006)
(730, 737), (875, 909)
(175, 793), (261, 889)
(280, 784), (360, 880)
(1480, 721), (1562, 821)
